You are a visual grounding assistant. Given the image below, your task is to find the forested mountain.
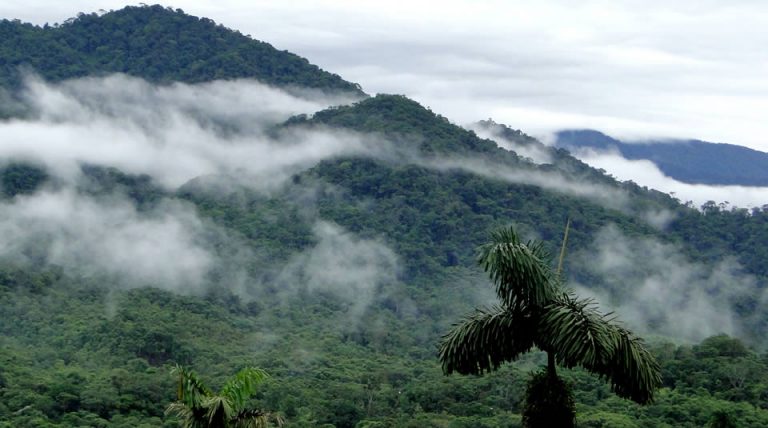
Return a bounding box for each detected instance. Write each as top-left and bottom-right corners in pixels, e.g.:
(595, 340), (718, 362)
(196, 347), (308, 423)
(556, 129), (768, 186)
(0, 5), (364, 94)
(1, 5), (768, 428)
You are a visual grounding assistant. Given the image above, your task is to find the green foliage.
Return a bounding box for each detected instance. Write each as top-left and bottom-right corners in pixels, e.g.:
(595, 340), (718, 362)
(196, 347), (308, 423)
(668, 204), (768, 279)
(709, 410), (737, 428)
(440, 226), (661, 405)
(166, 365), (282, 428)
(0, 6), (364, 95)
(0, 162), (48, 197)
(0, 10), (767, 427)
(295, 95), (512, 157)
(80, 165), (163, 209)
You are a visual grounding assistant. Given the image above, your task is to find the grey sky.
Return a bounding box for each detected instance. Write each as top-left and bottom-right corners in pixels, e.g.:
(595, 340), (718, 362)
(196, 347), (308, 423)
(3, 1), (768, 152)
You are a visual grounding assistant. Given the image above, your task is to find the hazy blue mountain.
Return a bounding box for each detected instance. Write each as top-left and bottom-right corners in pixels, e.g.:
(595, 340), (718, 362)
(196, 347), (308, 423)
(556, 129), (768, 186)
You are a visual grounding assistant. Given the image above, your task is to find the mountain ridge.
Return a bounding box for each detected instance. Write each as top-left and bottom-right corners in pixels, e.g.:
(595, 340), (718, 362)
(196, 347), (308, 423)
(0, 5), (365, 95)
(556, 129), (768, 187)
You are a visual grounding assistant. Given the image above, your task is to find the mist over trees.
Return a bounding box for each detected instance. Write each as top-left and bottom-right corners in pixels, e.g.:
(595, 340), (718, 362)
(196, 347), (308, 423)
(1, 5), (768, 428)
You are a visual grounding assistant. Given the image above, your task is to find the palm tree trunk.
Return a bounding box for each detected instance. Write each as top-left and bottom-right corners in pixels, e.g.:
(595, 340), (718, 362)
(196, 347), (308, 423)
(547, 352), (557, 378)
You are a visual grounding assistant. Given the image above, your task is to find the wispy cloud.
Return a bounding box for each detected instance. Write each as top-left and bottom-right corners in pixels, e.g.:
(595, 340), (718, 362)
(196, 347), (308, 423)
(0, 189), (215, 292)
(468, 121), (553, 164)
(0, 74), (412, 319)
(570, 225), (765, 344)
(421, 156), (629, 211)
(276, 221), (401, 323)
(1, 74), (364, 189)
(575, 148), (768, 208)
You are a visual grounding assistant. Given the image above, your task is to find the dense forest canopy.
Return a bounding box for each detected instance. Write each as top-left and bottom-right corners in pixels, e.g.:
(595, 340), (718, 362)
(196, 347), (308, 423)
(0, 5), (767, 428)
(0, 5), (364, 95)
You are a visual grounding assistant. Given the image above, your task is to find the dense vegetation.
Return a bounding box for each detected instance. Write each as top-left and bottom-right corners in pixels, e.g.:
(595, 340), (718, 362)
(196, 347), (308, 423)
(556, 129), (768, 186)
(0, 5), (364, 95)
(3, 94), (768, 427)
(3, 273), (768, 427)
(440, 225), (662, 427)
(1, 5), (768, 427)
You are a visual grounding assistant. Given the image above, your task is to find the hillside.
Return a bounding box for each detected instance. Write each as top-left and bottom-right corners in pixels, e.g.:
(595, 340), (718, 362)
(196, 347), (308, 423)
(1, 5), (768, 428)
(556, 129), (768, 186)
(0, 5), (364, 95)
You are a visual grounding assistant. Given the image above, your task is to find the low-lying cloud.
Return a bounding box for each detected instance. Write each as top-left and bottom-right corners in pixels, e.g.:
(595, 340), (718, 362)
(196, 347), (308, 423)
(1, 74), (365, 189)
(0, 189), (214, 292)
(0, 74), (388, 304)
(469, 122), (553, 165)
(575, 149), (768, 208)
(422, 156), (630, 211)
(570, 225), (765, 344)
(1, 73), (707, 324)
(277, 221), (401, 322)
(1, 74), (658, 217)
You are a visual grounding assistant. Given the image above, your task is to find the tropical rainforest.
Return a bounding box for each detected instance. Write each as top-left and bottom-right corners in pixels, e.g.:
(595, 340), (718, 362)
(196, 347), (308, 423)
(1, 5), (768, 428)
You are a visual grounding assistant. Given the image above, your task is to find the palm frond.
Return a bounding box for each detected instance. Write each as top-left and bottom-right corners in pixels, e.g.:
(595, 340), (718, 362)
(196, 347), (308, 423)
(165, 401), (206, 428)
(204, 395), (235, 427)
(171, 364), (212, 408)
(477, 226), (557, 309)
(539, 294), (661, 404)
(439, 306), (536, 375)
(538, 294), (618, 368)
(595, 325), (662, 404)
(219, 367), (270, 411)
(232, 409), (285, 428)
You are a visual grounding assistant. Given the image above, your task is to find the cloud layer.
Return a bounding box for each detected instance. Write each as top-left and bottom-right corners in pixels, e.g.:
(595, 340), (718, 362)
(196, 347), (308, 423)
(576, 149), (768, 208)
(0, 189), (215, 292)
(571, 226), (765, 344)
(0, 74), (363, 189)
(0, 75), (387, 303)
(277, 221), (401, 322)
(142, 1), (768, 151)
(0, 74), (649, 300)
(4, 72), (762, 341)
(4, 2), (767, 152)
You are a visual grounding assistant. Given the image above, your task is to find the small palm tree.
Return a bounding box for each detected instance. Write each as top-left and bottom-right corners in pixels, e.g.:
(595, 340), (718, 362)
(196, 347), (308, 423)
(166, 365), (284, 428)
(439, 225), (661, 426)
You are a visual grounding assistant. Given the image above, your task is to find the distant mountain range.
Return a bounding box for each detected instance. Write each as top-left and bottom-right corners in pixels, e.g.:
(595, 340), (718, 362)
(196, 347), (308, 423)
(556, 129), (768, 187)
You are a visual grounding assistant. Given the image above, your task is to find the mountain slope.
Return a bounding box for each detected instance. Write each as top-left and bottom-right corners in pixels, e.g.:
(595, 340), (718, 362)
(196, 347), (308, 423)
(2, 6), (768, 428)
(0, 5), (364, 95)
(556, 129), (768, 186)
(4, 94), (768, 426)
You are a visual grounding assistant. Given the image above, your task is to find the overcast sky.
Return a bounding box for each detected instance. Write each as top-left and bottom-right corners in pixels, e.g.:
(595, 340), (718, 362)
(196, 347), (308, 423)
(3, 1), (768, 152)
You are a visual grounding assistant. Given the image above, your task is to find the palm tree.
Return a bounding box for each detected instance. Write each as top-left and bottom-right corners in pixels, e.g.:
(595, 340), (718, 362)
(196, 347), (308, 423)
(166, 365), (284, 428)
(438, 225), (661, 425)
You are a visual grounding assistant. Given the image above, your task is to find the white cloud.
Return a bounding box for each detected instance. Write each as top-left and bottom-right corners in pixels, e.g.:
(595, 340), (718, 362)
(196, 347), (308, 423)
(0, 74), (364, 189)
(0, 189), (215, 292)
(571, 225), (765, 344)
(276, 221), (401, 322)
(0, 74), (415, 306)
(422, 156), (629, 211)
(576, 149), (768, 208)
(4, 1), (767, 152)
(0, 74), (378, 296)
(469, 121), (553, 164)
